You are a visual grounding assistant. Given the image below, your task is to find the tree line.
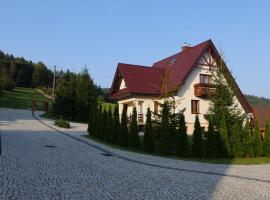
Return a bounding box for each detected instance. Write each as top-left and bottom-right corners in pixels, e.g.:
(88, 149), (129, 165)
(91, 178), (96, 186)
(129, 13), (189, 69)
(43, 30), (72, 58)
(0, 50), (54, 93)
(52, 68), (99, 122)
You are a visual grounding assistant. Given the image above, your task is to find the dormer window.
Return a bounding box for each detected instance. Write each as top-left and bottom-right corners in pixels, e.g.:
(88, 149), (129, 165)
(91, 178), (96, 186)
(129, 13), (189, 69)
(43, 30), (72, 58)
(200, 74), (212, 84)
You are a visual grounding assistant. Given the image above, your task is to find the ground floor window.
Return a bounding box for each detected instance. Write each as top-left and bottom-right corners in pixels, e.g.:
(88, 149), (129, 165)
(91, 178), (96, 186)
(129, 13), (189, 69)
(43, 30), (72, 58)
(191, 100), (200, 114)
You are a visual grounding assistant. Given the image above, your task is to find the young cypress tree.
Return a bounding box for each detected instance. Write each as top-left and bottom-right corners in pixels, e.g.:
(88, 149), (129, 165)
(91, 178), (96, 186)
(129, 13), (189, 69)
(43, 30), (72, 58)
(253, 119), (263, 157)
(230, 123), (243, 158)
(192, 115), (204, 158)
(205, 118), (218, 158)
(242, 121), (254, 158)
(129, 107), (140, 149)
(94, 105), (102, 139)
(112, 105), (120, 144)
(100, 109), (108, 141)
(158, 101), (172, 155)
(263, 120), (270, 157)
(218, 114), (231, 158)
(119, 106), (129, 147)
(176, 113), (189, 157)
(106, 106), (113, 142)
(143, 108), (155, 153)
(88, 104), (96, 136)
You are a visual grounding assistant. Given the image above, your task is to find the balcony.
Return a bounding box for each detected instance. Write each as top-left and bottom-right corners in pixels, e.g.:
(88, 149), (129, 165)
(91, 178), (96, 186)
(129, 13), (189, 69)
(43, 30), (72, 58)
(128, 113), (144, 124)
(138, 114), (144, 124)
(194, 83), (215, 98)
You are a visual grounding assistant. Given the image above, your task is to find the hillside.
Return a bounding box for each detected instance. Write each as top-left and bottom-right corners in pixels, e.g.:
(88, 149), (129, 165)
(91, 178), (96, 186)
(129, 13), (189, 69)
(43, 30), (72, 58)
(244, 94), (270, 106)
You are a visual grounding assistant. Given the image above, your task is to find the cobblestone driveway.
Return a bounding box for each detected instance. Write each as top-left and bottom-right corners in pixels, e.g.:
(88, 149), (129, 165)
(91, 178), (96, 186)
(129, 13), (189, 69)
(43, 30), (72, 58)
(1, 109), (270, 200)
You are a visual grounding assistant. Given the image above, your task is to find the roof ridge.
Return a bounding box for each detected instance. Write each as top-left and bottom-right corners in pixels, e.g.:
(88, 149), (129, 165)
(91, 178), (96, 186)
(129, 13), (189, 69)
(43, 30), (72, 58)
(118, 62), (151, 68)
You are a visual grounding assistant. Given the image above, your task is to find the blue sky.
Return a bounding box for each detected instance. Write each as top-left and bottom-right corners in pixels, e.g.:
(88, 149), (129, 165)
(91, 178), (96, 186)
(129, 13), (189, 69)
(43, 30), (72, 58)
(1, 1), (270, 97)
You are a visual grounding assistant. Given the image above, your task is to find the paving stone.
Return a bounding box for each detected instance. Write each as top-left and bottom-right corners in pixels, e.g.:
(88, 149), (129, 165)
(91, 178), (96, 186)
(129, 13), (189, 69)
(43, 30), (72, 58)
(0, 109), (270, 200)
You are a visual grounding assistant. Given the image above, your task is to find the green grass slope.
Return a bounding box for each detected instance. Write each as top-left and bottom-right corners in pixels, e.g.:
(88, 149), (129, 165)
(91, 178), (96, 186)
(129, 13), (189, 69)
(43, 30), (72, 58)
(0, 87), (50, 110)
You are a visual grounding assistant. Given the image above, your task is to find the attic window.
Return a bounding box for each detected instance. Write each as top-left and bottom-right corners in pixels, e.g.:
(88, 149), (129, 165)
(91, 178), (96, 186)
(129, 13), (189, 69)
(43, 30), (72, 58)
(119, 79), (127, 89)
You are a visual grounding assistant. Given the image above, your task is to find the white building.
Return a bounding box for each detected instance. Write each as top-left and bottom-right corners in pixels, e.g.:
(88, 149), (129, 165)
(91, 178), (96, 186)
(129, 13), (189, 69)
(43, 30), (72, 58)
(109, 40), (252, 134)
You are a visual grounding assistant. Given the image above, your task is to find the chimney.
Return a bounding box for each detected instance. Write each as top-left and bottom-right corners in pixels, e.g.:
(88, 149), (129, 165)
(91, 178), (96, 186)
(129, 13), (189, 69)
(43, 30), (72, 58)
(182, 42), (191, 52)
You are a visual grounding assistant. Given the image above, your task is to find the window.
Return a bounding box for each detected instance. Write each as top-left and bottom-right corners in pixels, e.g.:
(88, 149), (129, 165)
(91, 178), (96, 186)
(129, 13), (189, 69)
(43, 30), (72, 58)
(200, 74), (212, 84)
(191, 100), (200, 114)
(154, 101), (159, 114)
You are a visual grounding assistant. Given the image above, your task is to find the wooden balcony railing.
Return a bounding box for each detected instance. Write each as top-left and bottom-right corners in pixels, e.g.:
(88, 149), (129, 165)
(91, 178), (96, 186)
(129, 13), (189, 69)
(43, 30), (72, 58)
(128, 113), (144, 124)
(138, 113), (144, 123)
(194, 83), (215, 98)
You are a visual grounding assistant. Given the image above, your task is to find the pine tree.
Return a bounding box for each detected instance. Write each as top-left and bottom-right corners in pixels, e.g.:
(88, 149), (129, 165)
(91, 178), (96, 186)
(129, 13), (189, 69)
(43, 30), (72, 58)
(253, 119), (263, 157)
(243, 121), (254, 158)
(192, 115), (204, 158)
(143, 108), (155, 153)
(112, 105), (120, 144)
(205, 118), (218, 158)
(176, 113), (189, 157)
(230, 123), (243, 158)
(119, 106), (129, 147)
(158, 101), (172, 155)
(218, 114), (231, 158)
(129, 107), (140, 149)
(263, 120), (270, 157)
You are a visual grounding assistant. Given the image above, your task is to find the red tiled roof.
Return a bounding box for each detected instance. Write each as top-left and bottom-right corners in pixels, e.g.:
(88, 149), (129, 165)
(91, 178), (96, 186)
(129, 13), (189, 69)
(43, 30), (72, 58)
(108, 39), (253, 113)
(253, 106), (270, 130)
(118, 63), (165, 94)
(152, 40), (210, 91)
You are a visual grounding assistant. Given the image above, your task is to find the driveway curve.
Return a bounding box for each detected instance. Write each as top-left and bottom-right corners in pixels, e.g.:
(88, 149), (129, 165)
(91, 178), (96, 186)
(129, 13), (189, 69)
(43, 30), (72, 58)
(1, 108), (270, 200)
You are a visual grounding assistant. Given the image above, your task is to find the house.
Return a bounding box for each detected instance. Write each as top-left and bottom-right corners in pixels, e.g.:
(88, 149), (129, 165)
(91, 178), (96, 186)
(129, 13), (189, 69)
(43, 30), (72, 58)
(253, 106), (270, 134)
(109, 39), (253, 134)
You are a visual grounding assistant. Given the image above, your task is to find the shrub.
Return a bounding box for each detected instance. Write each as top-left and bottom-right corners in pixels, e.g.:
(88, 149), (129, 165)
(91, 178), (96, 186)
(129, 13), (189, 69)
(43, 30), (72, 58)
(176, 113), (189, 157)
(55, 117), (70, 128)
(263, 120), (270, 157)
(242, 121), (254, 158)
(119, 106), (129, 147)
(206, 119), (218, 158)
(143, 108), (155, 153)
(192, 115), (204, 158)
(129, 107), (140, 149)
(253, 119), (263, 157)
(230, 123), (243, 158)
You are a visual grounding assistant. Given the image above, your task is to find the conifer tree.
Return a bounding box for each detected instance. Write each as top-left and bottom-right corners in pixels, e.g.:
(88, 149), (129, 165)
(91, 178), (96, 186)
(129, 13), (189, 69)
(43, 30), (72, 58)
(101, 109), (108, 141)
(192, 115), (204, 158)
(119, 106), (129, 147)
(129, 107), (140, 149)
(143, 108), (155, 153)
(176, 113), (189, 157)
(106, 106), (113, 142)
(205, 118), (218, 158)
(218, 114), (231, 158)
(112, 105), (120, 144)
(243, 121), (254, 158)
(158, 101), (172, 155)
(253, 119), (263, 157)
(230, 123), (243, 158)
(263, 120), (270, 157)
(95, 105), (103, 139)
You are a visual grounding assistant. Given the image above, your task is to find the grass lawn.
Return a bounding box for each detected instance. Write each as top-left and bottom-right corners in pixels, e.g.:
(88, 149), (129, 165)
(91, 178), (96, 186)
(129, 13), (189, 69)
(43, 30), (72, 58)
(0, 87), (50, 110)
(85, 135), (270, 165)
(99, 101), (116, 111)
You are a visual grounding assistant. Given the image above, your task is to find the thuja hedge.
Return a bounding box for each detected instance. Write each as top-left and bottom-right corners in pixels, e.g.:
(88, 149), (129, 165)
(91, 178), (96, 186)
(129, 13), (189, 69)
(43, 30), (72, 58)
(88, 102), (270, 159)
